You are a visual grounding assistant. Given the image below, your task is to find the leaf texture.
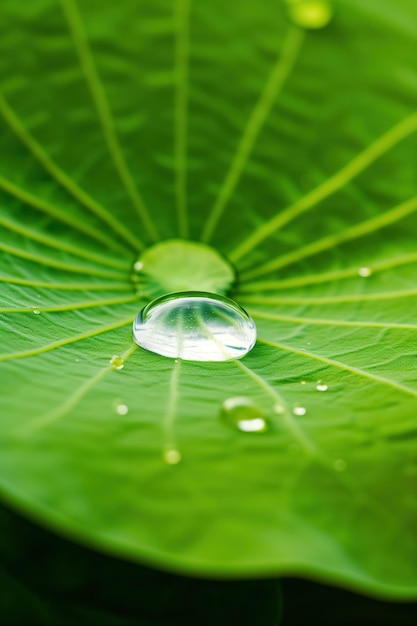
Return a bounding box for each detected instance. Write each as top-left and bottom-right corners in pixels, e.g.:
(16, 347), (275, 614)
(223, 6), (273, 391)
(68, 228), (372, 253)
(0, 0), (417, 598)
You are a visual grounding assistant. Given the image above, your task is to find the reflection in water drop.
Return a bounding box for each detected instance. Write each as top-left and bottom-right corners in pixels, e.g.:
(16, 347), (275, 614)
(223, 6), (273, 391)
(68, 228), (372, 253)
(358, 266), (372, 277)
(133, 291), (256, 361)
(316, 381), (328, 391)
(221, 397), (268, 433)
(292, 404), (307, 416)
(110, 355), (125, 370)
(32, 308), (40, 315)
(164, 448), (182, 465)
(333, 458), (347, 472)
(287, 0), (333, 29)
(116, 403), (129, 416)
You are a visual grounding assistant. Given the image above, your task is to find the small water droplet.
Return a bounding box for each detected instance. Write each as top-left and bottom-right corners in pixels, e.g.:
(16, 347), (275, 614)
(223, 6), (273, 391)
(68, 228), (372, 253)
(300, 380), (307, 385)
(75, 358), (80, 363)
(358, 266), (372, 277)
(221, 397), (268, 433)
(274, 402), (285, 414)
(115, 403), (129, 416)
(292, 404), (307, 416)
(164, 448), (182, 465)
(333, 458), (347, 472)
(32, 308), (40, 315)
(110, 355), (124, 370)
(287, 0), (333, 30)
(133, 291), (256, 361)
(133, 260), (144, 271)
(316, 381), (328, 391)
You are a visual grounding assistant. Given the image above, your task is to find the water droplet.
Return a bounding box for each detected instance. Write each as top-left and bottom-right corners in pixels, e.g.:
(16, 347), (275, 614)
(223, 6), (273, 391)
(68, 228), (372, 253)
(333, 458), (347, 472)
(300, 380), (307, 385)
(75, 358), (80, 363)
(316, 381), (328, 391)
(110, 355), (124, 370)
(358, 266), (372, 277)
(133, 261), (144, 271)
(274, 402), (285, 414)
(164, 448), (182, 465)
(32, 308), (40, 315)
(287, 0), (333, 30)
(292, 404), (307, 416)
(133, 291), (256, 361)
(221, 397), (268, 433)
(115, 403), (129, 416)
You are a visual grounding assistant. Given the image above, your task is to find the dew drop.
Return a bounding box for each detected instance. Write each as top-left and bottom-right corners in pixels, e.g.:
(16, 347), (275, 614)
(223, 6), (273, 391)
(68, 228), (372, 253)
(221, 397), (268, 433)
(333, 458), (347, 472)
(133, 261), (144, 271)
(110, 355), (125, 370)
(274, 402), (285, 415)
(287, 0), (333, 30)
(32, 308), (40, 315)
(316, 381), (328, 391)
(300, 380), (307, 385)
(133, 291), (256, 361)
(164, 448), (182, 465)
(116, 403), (129, 416)
(358, 266), (372, 277)
(292, 404), (307, 416)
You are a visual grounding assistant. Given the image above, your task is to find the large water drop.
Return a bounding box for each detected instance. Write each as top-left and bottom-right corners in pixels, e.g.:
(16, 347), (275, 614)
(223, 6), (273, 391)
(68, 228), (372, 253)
(133, 291), (256, 361)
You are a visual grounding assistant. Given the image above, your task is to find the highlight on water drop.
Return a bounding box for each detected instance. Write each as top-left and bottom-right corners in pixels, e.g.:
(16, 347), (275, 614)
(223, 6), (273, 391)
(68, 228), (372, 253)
(133, 291), (256, 362)
(292, 404), (307, 416)
(115, 403), (129, 416)
(316, 381), (328, 391)
(220, 396), (268, 433)
(358, 266), (372, 277)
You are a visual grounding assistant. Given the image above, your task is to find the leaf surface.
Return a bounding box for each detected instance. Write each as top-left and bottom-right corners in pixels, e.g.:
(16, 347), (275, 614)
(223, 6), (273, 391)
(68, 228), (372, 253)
(0, 0), (417, 598)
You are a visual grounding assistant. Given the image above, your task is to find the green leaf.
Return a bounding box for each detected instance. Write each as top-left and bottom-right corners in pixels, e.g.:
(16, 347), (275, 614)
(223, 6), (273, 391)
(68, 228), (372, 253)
(0, 0), (416, 600)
